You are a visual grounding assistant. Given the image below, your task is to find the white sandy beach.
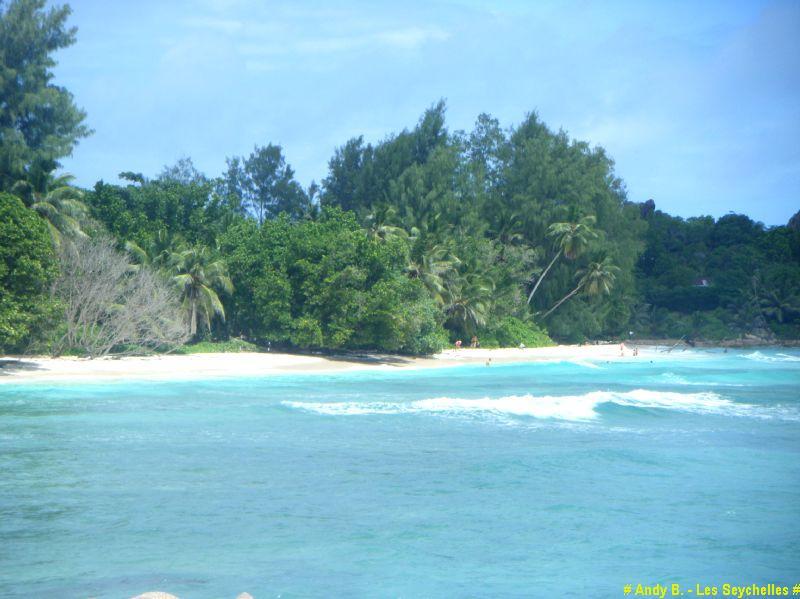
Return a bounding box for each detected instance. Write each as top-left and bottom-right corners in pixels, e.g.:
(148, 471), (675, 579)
(0, 344), (652, 384)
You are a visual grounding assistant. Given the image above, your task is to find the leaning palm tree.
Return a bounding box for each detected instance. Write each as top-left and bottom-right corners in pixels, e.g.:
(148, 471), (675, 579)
(11, 173), (90, 245)
(541, 256), (619, 319)
(527, 215), (597, 304)
(167, 246), (233, 337)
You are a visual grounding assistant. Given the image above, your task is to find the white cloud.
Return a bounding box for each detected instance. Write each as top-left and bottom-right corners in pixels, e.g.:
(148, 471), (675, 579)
(231, 23), (450, 72)
(374, 26), (450, 49)
(179, 2), (450, 63)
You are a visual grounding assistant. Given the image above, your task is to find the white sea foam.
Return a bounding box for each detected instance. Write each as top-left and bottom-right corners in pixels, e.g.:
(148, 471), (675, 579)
(657, 372), (745, 387)
(743, 351), (800, 363)
(566, 360), (602, 369)
(659, 372), (691, 385)
(283, 389), (795, 422)
(414, 395), (600, 421)
(281, 401), (402, 416)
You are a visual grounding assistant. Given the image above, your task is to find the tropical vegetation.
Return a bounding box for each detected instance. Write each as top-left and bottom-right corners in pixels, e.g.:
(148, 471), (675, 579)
(1, 0), (798, 357)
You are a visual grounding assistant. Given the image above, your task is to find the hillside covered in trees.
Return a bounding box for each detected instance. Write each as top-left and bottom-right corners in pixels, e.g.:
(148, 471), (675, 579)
(1, 0), (798, 357)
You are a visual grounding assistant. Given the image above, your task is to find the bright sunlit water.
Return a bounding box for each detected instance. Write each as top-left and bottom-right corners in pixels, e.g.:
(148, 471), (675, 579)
(1, 349), (799, 597)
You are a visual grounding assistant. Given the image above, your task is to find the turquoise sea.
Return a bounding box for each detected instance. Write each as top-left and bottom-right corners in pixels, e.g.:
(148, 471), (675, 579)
(1, 349), (799, 597)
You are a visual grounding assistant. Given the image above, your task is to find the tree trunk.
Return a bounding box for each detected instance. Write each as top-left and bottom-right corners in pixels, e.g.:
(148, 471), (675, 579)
(190, 298), (197, 336)
(542, 282), (584, 319)
(527, 249), (561, 305)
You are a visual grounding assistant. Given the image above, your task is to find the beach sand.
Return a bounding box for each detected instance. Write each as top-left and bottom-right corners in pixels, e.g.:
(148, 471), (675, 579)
(0, 344), (644, 384)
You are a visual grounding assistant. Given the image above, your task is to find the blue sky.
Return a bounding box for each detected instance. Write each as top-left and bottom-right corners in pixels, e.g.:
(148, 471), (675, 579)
(54, 0), (799, 225)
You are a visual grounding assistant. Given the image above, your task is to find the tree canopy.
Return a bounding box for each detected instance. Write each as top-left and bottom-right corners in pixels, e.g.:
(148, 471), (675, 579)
(222, 145), (309, 223)
(0, 0), (91, 191)
(636, 209), (800, 341)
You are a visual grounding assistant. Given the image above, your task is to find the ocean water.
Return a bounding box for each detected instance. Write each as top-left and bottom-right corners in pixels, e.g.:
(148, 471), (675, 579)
(1, 349), (799, 598)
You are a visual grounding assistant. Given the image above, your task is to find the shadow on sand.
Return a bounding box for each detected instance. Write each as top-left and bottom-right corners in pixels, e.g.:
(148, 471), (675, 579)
(0, 358), (44, 376)
(311, 352), (419, 367)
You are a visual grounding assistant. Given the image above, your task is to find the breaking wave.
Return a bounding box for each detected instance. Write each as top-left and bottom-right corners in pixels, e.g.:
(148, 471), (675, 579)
(283, 389), (796, 422)
(742, 351), (800, 363)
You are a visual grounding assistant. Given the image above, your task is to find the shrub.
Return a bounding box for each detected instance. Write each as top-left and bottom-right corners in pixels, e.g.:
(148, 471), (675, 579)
(175, 339), (261, 354)
(291, 317), (324, 349)
(480, 317), (553, 348)
(355, 276), (447, 354)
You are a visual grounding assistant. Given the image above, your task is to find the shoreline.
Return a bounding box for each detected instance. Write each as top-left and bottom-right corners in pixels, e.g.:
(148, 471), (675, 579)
(0, 344), (652, 385)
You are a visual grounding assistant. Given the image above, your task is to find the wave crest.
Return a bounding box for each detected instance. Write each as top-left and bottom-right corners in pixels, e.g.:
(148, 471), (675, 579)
(743, 351), (800, 363)
(282, 389), (792, 422)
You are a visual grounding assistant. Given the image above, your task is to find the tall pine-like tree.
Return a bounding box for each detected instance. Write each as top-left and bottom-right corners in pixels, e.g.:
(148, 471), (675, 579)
(0, 0), (91, 191)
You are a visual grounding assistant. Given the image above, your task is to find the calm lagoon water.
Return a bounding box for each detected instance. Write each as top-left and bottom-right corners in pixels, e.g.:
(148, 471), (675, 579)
(1, 349), (799, 597)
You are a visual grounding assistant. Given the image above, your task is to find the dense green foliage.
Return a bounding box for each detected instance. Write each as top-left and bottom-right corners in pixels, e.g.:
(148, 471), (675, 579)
(322, 104), (646, 342)
(220, 209), (446, 354)
(636, 210), (800, 341)
(478, 317), (553, 349)
(1, 0), (798, 355)
(71, 107), (797, 350)
(0, 192), (58, 351)
(89, 171), (226, 248)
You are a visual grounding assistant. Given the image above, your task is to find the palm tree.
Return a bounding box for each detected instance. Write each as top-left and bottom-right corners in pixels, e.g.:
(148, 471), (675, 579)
(124, 229), (180, 272)
(443, 270), (495, 336)
(487, 205), (524, 246)
(407, 244), (460, 306)
(759, 287), (800, 324)
(541, 256), (619, 319)
(365, 205), (408, 243)
(167, 246), (233, 337)
(12, 173), (90, 245)
(527, 215), (597, 304)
